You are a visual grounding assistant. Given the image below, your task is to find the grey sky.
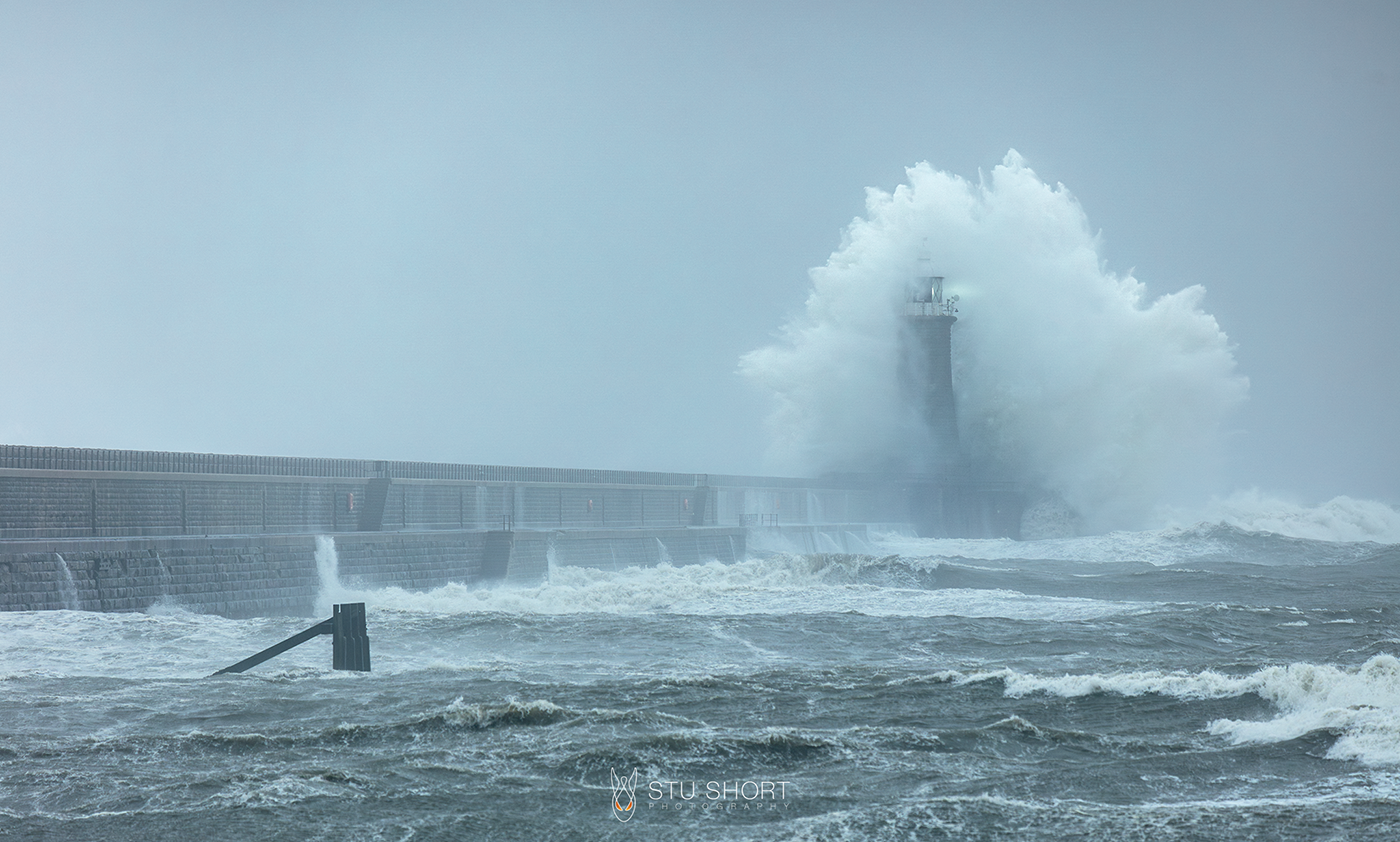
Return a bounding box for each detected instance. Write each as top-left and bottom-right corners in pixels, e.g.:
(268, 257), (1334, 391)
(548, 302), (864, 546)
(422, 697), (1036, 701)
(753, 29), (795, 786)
(1, 1), (1396, 506)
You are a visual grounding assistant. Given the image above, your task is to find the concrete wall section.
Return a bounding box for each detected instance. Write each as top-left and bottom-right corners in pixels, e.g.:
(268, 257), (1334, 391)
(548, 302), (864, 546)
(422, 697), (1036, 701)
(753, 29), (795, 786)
(0, 535), (320, 617)
(548, 526), (746, 571)
(0, 471), (726, 539)
(1, 447), (1023, 541)
(0, 444), (1021, 619)
(0, 532), (484, 617)
(0, 444), (701, 485)
(0, 526), (748, 618)
(330, 531), (487, 594)
(0, 471), (367, 539)
(746, 524), (877, 556)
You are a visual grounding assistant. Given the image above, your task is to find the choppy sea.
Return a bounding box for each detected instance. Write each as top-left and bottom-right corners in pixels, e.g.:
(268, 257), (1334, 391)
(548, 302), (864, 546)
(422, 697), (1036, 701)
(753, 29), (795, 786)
(3, 523), (1400, 840)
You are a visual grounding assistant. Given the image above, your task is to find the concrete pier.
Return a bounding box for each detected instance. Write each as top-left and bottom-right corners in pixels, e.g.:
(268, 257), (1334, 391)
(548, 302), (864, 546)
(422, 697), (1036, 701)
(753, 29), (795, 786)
(0, 444), (1020, 617)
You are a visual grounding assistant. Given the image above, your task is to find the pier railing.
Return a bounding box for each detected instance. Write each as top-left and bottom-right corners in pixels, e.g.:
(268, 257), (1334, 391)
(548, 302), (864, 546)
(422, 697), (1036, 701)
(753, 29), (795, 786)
(0, 444), (1022, 538)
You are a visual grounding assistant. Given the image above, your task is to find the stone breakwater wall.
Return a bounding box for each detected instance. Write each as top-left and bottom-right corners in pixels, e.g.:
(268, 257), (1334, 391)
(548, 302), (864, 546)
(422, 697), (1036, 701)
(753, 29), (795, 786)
(0, 444), (1022, 617)
(0, 527), (747, 618)
(0, 445), (1022, 540)
(0, 469), (719, 539)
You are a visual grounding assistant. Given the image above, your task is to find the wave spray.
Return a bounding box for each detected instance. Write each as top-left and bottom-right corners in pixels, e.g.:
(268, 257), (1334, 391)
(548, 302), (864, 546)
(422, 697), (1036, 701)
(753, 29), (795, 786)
(314, 535), (349, 617)
(741, 152), (1248, 531)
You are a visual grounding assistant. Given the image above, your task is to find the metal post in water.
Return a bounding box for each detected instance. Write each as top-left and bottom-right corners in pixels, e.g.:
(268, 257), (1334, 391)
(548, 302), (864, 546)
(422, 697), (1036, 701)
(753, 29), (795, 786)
(212, 602), (370, 675)
(332, 602), (370, 671)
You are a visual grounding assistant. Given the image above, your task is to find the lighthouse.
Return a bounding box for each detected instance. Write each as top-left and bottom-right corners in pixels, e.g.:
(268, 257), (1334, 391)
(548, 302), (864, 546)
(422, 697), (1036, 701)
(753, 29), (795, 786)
(900, 261), (961, 470)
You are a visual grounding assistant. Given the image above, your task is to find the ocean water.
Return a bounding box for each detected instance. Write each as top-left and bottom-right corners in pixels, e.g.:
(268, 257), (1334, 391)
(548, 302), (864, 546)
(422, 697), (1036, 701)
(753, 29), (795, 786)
(3, 525), (1400, 841)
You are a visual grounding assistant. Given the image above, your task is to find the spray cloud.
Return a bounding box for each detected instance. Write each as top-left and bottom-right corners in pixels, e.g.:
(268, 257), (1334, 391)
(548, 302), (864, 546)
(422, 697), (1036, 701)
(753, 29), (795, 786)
(740, 152), (1248, 531)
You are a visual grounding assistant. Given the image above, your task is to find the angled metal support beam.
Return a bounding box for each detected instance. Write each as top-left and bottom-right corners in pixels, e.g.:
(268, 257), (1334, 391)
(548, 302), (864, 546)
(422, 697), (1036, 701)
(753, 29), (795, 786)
(212, 602), (370, 675)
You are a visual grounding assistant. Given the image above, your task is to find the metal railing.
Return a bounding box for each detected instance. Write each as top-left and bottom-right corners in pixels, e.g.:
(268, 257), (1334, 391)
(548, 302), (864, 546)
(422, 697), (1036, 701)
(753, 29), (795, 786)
(0, 444), (1015, 492)
(903, 301), (957, 317)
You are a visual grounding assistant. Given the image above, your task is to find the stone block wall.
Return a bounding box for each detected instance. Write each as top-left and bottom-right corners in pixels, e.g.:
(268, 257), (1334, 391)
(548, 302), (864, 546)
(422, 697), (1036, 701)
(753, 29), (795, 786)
(0, 444), (1017, 619)
(332, 531), (487, 592)
(0, 472), (725, 538)
(0, 526), (746, 618)
(0, 535), (320, 617)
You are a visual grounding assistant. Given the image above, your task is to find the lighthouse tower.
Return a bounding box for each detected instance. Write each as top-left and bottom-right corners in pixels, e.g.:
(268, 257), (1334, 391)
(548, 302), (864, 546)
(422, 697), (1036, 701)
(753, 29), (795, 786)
(900, 263), (960, 469)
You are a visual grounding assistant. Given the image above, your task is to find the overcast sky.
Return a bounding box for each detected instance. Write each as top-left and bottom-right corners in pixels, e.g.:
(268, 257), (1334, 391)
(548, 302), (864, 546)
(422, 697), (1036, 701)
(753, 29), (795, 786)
(1, 1), (1396, 506)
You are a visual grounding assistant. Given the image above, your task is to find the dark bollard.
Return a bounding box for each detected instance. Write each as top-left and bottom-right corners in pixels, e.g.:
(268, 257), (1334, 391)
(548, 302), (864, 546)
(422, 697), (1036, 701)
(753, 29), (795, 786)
(332, 602), (370, 671)
(213, 602), (370, 675)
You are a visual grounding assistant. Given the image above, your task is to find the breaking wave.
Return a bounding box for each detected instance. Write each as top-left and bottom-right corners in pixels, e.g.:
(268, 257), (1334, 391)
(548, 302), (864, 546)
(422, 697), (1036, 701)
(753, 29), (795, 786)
(940, 654), (1400, 765)
(1160, 490), (1400, 544)
(874, 520), (1394, 567)
(741, 151), (1247, 532)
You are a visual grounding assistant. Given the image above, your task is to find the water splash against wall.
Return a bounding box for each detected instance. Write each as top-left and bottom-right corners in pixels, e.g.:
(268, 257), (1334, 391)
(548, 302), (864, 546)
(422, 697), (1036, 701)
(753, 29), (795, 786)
(742, 152), (1248, 531)
(313, 535), (349, 617)
(54, 553), (80, 611)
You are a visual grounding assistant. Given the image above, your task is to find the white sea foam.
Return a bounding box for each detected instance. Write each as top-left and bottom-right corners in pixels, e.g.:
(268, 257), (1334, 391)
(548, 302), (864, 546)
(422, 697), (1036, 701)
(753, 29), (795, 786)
(213, 772), (360, 809)
(741, 152), (1247, 532)
(0, 554), (1145, 679)
(439, 695), (571, 729)
(1160, 490), (1400, 544)
(979, 666), (1259, 700)
(945, 655), (1400, 766)
(318, 555), (1141, 621)
(874, 509), (1394, 566)
(1208, 656), (1400, 765)
(0, 608), (286, 679)
(873, 528), (1234, 567)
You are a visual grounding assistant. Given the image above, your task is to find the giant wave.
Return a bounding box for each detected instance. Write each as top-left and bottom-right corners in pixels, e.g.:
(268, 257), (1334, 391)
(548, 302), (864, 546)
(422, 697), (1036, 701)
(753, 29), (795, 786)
(741, 151), (1248, 532)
